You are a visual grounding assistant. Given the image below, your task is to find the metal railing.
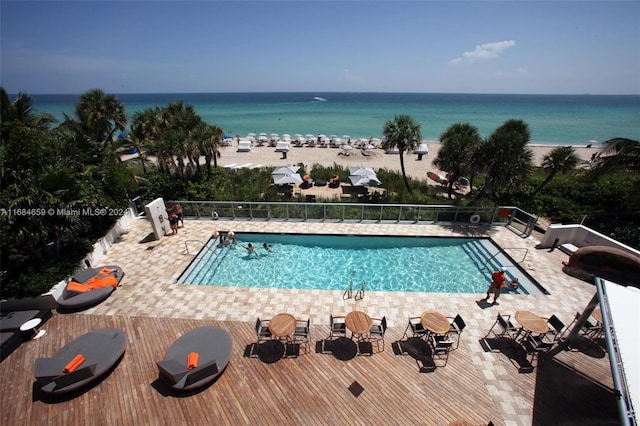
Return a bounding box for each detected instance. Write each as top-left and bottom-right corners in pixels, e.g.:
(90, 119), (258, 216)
(484, 247), (530, 267)
(166, 200), (538, 237)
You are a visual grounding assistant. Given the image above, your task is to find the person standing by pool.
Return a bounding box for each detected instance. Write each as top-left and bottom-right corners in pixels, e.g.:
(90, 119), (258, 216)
(486, 267), (507, 304)
(172, 203), (184, 228)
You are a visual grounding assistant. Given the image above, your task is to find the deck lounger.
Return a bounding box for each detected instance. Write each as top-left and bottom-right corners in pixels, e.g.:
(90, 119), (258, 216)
(157, 326), (232, 391)
(57, 265), (125, 310)
(34, 328), (126, 394)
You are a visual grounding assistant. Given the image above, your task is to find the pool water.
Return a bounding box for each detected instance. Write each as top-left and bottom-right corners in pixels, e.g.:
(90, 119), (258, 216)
(178, 233), (524, 294)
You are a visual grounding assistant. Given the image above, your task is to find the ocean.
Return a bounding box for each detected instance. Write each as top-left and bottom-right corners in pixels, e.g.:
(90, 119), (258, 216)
(30, 92), (640, 146)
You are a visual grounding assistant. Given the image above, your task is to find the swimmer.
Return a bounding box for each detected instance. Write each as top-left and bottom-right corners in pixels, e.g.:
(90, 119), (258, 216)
(508, 278), (519, 289)
(241, 243), (259, 257)
(262, 242), (273, 253)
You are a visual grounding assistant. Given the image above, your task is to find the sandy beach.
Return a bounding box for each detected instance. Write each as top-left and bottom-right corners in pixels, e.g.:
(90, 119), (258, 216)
(216, 141), (600, 180)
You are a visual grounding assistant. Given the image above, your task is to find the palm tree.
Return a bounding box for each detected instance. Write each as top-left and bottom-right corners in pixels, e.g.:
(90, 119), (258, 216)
(589, 138), (640, 178)
(382, 114), (422, 195)
(73, 89), (127, 145)
(433, 123), (482, 198)
(534, 146), (581, 195)
(469, 119), (534, 205)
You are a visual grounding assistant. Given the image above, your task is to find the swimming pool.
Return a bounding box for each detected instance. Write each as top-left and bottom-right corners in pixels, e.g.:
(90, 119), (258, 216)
(178, 233), (543, 294)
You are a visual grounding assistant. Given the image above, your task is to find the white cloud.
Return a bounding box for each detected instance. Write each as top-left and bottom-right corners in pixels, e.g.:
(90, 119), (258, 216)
(450, 40), (516, 65)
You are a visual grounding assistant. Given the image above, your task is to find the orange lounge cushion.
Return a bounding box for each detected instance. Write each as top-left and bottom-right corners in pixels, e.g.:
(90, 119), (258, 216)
(99, 267), (117, 275)
(66, 276), (118, 293)
(187, 352), (199, 370)
(63, 354), (86, 373)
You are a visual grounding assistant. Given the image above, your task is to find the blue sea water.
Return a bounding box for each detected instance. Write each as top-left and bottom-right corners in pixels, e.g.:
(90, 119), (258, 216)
(30, 92), (640, 146)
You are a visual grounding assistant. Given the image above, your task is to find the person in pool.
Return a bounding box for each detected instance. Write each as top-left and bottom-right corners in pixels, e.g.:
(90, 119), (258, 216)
(262, 242), (273, 252)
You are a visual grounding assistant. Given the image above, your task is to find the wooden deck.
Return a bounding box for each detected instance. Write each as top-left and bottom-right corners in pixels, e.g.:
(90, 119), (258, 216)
(0, 312), (616, 426)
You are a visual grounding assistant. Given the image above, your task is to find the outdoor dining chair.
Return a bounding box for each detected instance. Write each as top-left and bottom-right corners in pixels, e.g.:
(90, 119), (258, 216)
(369, 316), (387, 352)
(447, 314), (467, 349)
(545, 315), (565, 341)
(430, 334), (454, 367)
(293, 318), (311, 354)
(329, 314), (347, 339)
(522, 334), (555, 366)
(403, 316), (427, 339)
(485, 313), (520, 340)
(255, 317), (271, 341)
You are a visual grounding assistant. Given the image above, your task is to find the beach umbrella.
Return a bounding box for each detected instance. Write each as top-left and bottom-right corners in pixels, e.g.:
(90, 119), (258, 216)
(305, 133), (315, 139)
(259, 132), (267, 136)
(248, 133), (256, 137)
(333, 137), (343, 144)
(273, 173), (303, 185)
(341, 144), (353, 151)
(223, 134), (233, 139)
(272, 165), (299, 174)
(282, 133), (291, 138)
(258, 135), (268, 141)
(414, 143), (429, 155)
(329, 135), (338, 139)
(271, 133), (279, 137)
(349, 175), (382, 187)
(363, 144), (375, 150)
(349, 166), (376, 176)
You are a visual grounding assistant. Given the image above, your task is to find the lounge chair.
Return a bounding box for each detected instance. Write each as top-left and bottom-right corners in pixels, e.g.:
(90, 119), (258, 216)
(34, 328), (126, 394)
(157, 326), (232, 390)
(57, 265), (125, 310)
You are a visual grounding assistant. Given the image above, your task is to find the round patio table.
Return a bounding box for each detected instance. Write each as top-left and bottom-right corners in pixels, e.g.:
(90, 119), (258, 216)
(345, 311), (372, 336)
(420, 311), (450, 335)
(268, 313), (296, 338)
(514, 311), (549, 335)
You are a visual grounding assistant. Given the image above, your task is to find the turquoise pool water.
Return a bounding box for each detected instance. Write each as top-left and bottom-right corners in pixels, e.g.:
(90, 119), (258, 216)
(178, 233), (522, 294)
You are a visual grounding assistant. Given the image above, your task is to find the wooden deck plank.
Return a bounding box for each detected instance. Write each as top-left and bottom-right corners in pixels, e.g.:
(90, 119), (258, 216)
(0, 311), (613, 426)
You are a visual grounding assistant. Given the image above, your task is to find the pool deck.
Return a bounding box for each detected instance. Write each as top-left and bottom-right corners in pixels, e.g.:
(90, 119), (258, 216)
(1, 218), (615, 425)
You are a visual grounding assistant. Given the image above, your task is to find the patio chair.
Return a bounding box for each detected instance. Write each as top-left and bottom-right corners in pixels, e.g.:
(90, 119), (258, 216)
(522, 334), (554, 366)
(293, 318), (311, 354)
(368, 316), (387, 352)
(447, 314), (467, 349)
(485, 313), (519, 340)
(546, 315), (565, 341)
(329, 314), (347, 339)
(561, 312), (603, 340)
(430, 334), (454, 367)
(255, 317), (271, 341)
(403, 316), (427, 339)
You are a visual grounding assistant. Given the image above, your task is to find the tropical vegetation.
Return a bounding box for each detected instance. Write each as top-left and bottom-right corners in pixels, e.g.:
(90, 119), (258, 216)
(1, 87), (638, 299)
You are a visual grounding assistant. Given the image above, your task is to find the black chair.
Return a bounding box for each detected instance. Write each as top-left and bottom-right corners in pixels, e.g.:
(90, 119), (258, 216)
(255, 317), (271, 341)
(546, 315), (565, 341)
(485, 313), (519, 339)
(447, 314), (467, 349)
(369, 316), (387, 352)
(522, 334), (554, 365)
(293, 318), (311, 353)
(329, 314), (346, 339)
(564, 311), (603, 339)
(403, 316), (427, 339)
(430, 335), (454, 367)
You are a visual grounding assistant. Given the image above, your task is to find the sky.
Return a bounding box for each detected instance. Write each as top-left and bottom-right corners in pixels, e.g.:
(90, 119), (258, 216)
(1, 1), (639, 95)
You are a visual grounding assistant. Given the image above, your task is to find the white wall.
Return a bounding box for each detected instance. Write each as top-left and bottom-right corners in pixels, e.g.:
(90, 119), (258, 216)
(540, 224), (640, 257)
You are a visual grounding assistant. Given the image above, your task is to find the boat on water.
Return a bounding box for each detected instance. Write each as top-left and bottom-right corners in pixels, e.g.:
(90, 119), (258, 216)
(313, 97), (327, 102)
